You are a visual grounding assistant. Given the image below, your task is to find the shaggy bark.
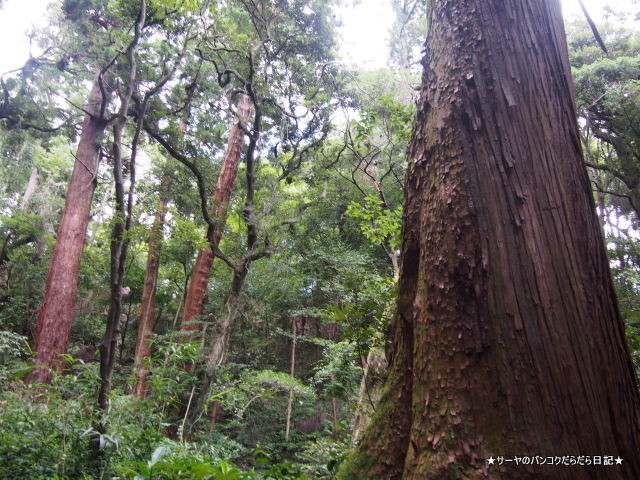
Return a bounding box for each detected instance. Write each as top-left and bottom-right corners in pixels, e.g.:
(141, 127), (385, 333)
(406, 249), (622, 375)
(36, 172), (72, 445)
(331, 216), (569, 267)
(28, 79), (108, 384)
(338, 1), (640, 479)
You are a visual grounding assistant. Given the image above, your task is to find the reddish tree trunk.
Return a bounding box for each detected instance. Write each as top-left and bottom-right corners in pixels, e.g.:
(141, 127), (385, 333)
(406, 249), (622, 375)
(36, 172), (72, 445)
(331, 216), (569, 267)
(29, 80), (107, 384)
(133, 199), (168, 397)
(180, 93), (252, 334)
(338, 1), (640, 479)
(192, 263), (250, 428)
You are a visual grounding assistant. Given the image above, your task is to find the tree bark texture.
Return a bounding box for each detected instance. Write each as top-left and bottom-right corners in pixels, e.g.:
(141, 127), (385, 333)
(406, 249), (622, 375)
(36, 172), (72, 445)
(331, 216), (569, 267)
(338, 1), (640, 479)
(133, 199), (168, 397)
(29, 80), (107, 384)
(180, 93), (253, 334)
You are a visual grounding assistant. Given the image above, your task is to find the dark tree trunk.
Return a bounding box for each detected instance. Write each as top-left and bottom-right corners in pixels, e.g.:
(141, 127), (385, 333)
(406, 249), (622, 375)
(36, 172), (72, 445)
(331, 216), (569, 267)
(180, 93), (252, 335)
(98, 1), (146, 411)
(28, 80), (107, 384)
(133, 198), (167, 397)
(339, 1), (640, 479)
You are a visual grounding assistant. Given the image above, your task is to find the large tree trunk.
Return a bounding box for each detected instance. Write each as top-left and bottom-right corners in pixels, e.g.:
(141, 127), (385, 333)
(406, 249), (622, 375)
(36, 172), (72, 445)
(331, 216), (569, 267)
(180, 93), (252, 335)
(133, 198), (168, 397)
(338, 1), (640, 479)
(28, 80), (107, 384)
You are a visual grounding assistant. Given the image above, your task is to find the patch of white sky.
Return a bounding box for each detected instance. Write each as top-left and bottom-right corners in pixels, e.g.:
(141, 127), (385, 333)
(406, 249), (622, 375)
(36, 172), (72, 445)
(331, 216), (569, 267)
(0, 0), (636, 74)
(337, 0), (637, 68)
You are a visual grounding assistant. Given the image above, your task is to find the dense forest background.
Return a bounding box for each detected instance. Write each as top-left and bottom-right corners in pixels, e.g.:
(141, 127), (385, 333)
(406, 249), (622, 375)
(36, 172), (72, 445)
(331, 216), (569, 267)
(0, 1), (638, 478)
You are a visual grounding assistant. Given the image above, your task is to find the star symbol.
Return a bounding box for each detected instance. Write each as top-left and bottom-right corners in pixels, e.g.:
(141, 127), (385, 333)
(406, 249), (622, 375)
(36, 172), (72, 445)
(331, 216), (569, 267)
(487, 457), (495, 465)
(615, 457), (623, 465)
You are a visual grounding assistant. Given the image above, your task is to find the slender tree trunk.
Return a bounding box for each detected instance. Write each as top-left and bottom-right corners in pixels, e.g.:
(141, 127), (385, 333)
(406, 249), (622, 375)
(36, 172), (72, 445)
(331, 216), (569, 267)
(20, 167), (39, 213)
(98, 1), (146, 411)
(339, 1), (640, 479)
(28, 80), (107, 384)
(331, 396), (338, 438)
(352, 347), (387, 442)
(133, 199), (168, 397)
(118, 301), (133, 364)
(284, 318), (297, 442)
(180, 93), (252, 335)
(172, 268), (189, 331)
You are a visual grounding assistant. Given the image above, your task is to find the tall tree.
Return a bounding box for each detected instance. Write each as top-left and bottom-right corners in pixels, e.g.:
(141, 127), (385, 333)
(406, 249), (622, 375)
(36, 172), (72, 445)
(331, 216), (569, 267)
(97, 0), (147, 412)
(338, 1), (640, 479)
(29, 78), (108, 384)
(179, 92), (252, 334)
(132, 196), (167, 397)
(568, 19), (640, 218)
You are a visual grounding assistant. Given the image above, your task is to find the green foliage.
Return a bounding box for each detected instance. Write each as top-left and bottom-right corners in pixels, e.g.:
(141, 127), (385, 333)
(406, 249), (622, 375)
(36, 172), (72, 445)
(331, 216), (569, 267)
(321, 273), (396, 351)
(208, 368), (314, 423)
(0, 390), (99, 479)
(295, 438), (350, 479)
(118, 454), (252, 480)
(312, 341), (360, 401)
(3, 2), (639, 479)
(345, 195), (402, 251)
(145, 338), (200, 413)
(0, 330), (30, 382)
(118, 448), (310, 479)
(568, 15), (640, 217)
(607, 234), (640, 376)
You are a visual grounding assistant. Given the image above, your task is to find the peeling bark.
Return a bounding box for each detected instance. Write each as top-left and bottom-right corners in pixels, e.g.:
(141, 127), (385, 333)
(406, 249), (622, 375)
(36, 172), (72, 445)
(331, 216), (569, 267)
(339, 1), (640, 479)
(28, 80), (107, 384)
(180, 93), (253, 334)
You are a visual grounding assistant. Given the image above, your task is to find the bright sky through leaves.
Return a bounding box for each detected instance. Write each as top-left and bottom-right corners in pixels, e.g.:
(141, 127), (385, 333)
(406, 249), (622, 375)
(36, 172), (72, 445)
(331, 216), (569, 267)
(0, 0), (636, 73)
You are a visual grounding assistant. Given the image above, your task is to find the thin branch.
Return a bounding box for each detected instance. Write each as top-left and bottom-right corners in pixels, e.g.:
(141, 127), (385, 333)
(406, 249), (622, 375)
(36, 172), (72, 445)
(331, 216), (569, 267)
(143, 122), (215, 230)
(578, 0), (609, 55)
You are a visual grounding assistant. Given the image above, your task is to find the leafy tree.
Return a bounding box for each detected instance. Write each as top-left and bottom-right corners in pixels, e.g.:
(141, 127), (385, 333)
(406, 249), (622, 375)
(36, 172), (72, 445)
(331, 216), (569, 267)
(568, 15), (640, 217)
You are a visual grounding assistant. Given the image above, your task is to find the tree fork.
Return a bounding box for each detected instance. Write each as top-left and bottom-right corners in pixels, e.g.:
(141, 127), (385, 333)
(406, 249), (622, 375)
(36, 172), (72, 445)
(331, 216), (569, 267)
(180, 93), (253, 335)
(98, 0), (146, 412)
(338, 1), (640, 478)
